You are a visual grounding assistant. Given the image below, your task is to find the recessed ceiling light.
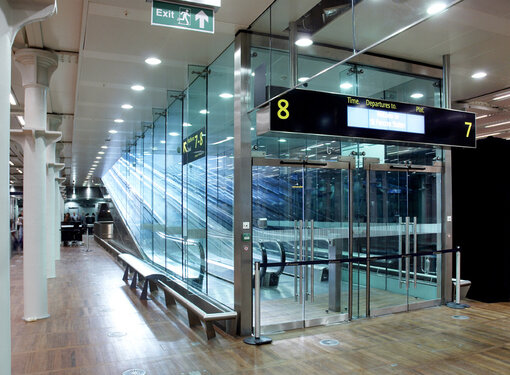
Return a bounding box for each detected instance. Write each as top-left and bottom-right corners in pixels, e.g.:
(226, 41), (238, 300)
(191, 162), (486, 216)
(485, 120), (510, 128)
(493, 93), (510, 101)
(114, 119), (124, 123)
(96, 156), (102, 159)
(476, 115), (488, 120)
(101, 145), (108, 149)
(278, 139), (287, 143)
(9, 160), (13, 166)
(9, 92), (17, 106)
(219, 93), (233, 99)
(17, 169), (22, 174)
(169, 132), (179, 137)
(298, 77), (310, 83)
(183, 122), (192, 127)
(295, 37), (313, 47)
(410, 93), (424, 99)
(340, 82), (353, 89)
(121, 104), (133, 109)
(17, 116), (25, 126)
(109, 130), (118, 134)
(145, 57), (162, 65)
(471, 71), (487, 79)
(427, 2), (447, 15)
(160, 140), (166, 144)
(199, 109), (209, 114)
(131, 84), (145, 91)
(98, 151), (105, 155)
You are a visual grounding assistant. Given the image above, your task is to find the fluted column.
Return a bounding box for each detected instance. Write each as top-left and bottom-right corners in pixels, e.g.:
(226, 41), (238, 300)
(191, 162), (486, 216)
(11, 48), (60, 321)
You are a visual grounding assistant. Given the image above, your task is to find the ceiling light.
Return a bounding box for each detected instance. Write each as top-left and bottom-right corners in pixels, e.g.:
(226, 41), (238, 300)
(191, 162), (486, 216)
(17, 169), (22, 174)
(485, 121), (510, 128)
(427, 2), (447, 15)
(9, 92), (17, 106)
(476, 115), (488, 120)
(9, 160), (13, 166)
(477, 132), (501, 139)
(295, 37), (313, 47)
(278, 139), (287, 143)
(17, 116), (25, 126)
(219, 93), (234, 99)
(109, 130), (118, 134)
(114, 119), (124, 123)
(340, 82), (353, 89)
(101, 145), (108, 149)
(199, 109), (209, 114)
(493, 93), (510, 101)
(471, 71), (487, 79)
(169, 132), (179, 137)
(96, 156), (102, 159)
(410, 93), (424, 99)
(145, 57), (162, 65)
(121, 104), (133, 109)
(211, 136), (233, 145)
(183, 122), (192, 127)
(131, 84), (145, 91)
(160, 140), (166, 144)
(98, 151), (105, 155)
(298, 77), (310, 83)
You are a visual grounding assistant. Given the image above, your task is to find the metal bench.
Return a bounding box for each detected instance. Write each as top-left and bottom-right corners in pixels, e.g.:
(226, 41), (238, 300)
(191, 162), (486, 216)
(118, 253), (166, 300)
(157, 280), (238, 340)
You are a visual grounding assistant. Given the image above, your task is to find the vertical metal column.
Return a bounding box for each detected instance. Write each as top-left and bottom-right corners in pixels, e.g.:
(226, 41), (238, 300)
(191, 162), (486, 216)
(348, 165), (354, 320)
(233, 31), (253, 336)
(365, 166), (371, 316)
(441, 54), (453, 303)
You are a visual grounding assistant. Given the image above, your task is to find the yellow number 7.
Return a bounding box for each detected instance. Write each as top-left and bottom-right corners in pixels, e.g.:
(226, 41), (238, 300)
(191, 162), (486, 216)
(465, 122), (472, 138)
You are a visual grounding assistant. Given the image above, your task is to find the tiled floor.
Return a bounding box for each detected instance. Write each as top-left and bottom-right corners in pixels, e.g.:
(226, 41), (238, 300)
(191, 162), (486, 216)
(10, 242), (510, 374)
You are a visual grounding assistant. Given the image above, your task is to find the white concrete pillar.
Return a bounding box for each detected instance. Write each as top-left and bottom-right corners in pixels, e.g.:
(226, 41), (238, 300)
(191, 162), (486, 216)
(11, 48), (60, 321)
(0, 2), (58, 372)
(0, 28), (12, 375)
(45, 116), (63, 277)
(54, 175), (66, 260)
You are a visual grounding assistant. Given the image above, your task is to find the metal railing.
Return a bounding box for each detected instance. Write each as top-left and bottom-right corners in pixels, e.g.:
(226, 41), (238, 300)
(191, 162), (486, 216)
(245, 246), (462, 346)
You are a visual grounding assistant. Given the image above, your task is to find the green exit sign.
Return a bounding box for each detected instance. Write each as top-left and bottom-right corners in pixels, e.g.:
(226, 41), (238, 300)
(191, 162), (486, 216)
(152, 1), (215, 34)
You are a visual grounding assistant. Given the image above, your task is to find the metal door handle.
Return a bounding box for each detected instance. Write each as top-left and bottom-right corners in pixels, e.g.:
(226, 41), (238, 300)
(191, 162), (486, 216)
(299, 220), (303, 304)
(294, 220), (298, 301)
(413, 217), (417, 288)
(398, 217), (403, 288)
(405, 217), (410, 291)
(310, 220), (315, 302)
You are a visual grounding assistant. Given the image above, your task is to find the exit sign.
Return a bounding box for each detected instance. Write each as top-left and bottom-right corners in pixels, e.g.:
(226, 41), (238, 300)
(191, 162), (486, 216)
(151, 1), (215, 34)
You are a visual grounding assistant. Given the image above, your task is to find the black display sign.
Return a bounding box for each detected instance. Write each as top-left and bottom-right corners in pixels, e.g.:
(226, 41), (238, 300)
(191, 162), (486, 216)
(182, 127), (206, 165)
(261, 89), (476, 148)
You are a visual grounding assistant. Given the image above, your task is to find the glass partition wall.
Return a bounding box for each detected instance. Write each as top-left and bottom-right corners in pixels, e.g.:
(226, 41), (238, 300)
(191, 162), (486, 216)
(103, 0), (459, 334)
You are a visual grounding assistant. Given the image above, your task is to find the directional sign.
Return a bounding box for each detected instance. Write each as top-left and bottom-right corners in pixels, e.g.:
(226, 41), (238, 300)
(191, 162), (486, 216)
(152, 1), (214, 34)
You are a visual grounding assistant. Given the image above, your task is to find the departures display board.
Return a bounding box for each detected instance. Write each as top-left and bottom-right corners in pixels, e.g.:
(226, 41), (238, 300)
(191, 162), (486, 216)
(261, 89), (476, 148)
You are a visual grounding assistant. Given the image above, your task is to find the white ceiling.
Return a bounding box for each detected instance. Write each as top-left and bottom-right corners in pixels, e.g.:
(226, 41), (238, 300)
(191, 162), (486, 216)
(9, 0), (510, 187)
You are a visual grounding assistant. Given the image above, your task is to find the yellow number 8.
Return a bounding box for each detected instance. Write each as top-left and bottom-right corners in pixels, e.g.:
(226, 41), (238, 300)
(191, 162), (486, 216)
(277, 99), (290, 120)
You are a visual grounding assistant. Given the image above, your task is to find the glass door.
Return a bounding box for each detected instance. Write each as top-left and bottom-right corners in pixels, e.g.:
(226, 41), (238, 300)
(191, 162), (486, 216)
(365, 160), (442, 316)
(252, 158), (351, 331)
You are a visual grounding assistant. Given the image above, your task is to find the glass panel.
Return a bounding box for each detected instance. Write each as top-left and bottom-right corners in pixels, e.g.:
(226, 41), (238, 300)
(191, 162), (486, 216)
(141, 125), (154, 260)
(206, 43), (235, 308)
(407, 171), (441, 305)
(253, 164), (303, 329)
(182, 76), (207, 291)
(165, 96), (183, 278)
(304, 166), (349, 321)
(368, 169), (408, 312)
(153, 110), (166, 268)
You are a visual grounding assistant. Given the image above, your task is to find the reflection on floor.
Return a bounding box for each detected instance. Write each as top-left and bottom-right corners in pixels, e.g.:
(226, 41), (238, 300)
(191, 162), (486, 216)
(10, 242), (510, 374)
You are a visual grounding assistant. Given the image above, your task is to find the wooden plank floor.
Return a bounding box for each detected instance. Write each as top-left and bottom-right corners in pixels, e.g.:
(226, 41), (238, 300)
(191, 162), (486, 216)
(10, 242), (510, 374)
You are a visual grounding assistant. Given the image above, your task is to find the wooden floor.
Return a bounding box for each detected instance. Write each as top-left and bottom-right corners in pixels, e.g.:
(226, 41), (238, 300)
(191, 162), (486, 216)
(10, 242), (510, 374)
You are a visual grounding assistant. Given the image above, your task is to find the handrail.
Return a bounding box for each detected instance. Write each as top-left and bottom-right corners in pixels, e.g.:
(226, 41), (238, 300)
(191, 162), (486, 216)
(258, 247), (459, 269)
